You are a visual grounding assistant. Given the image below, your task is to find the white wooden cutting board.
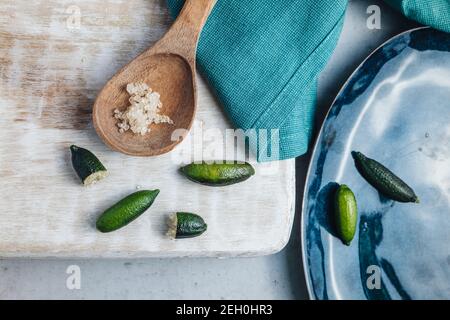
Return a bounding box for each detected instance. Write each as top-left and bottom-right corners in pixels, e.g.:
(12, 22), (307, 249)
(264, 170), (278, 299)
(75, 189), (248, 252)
(0, 0), (295, 258)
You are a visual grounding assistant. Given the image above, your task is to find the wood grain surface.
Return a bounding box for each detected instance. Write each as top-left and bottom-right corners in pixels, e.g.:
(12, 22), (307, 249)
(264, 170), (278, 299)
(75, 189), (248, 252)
(0, 0), (296, 258)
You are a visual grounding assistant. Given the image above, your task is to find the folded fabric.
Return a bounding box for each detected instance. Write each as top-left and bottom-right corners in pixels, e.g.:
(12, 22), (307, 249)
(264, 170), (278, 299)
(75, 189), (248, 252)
(385, 0), (450, 33)
(167, 0), (347, 161)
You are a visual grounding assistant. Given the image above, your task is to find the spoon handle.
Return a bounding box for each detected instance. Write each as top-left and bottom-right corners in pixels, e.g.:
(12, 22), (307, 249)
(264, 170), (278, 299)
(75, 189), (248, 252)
(157, 0), (217, 62)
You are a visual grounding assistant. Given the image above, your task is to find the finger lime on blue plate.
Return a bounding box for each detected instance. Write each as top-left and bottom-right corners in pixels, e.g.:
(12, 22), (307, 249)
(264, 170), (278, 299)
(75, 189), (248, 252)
(352, 151), (419, 203)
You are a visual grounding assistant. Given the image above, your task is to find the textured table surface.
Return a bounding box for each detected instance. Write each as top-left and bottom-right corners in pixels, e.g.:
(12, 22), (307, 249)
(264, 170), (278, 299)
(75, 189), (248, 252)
(0, 0), (419, 299)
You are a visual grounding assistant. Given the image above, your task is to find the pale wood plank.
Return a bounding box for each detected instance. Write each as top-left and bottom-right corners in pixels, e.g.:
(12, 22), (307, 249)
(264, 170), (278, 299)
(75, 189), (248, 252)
(0, 0), (295, 257)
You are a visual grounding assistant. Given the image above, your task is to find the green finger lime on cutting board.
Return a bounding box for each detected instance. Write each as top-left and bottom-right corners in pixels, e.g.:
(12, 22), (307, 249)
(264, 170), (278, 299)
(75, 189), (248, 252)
(167, 212), (208, 239)
(180, 162), (255, 186)
(70, 145), (108, 186)
(96, 190), (160, 233)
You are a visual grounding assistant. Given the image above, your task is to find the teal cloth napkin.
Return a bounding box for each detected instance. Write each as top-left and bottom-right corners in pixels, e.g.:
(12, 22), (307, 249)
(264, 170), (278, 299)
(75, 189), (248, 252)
(385, 0), (450, 33)
(167, 0), (347, 161)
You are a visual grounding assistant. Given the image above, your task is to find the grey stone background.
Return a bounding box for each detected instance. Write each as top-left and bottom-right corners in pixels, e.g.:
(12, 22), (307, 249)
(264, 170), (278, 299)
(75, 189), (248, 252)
(0, 0), (419, 299)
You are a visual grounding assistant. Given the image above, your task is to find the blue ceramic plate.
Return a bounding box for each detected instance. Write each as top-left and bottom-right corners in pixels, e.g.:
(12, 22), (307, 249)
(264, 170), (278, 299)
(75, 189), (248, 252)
(302, 27), (450, 300)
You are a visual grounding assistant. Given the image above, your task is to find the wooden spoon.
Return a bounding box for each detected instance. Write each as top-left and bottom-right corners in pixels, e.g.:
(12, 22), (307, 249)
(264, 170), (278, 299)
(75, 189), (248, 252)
(93, 0), (216, 156)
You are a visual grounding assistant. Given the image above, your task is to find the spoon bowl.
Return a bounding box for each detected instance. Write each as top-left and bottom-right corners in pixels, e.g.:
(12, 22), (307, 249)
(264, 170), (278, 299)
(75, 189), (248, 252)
(93, 0), (216, 157)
